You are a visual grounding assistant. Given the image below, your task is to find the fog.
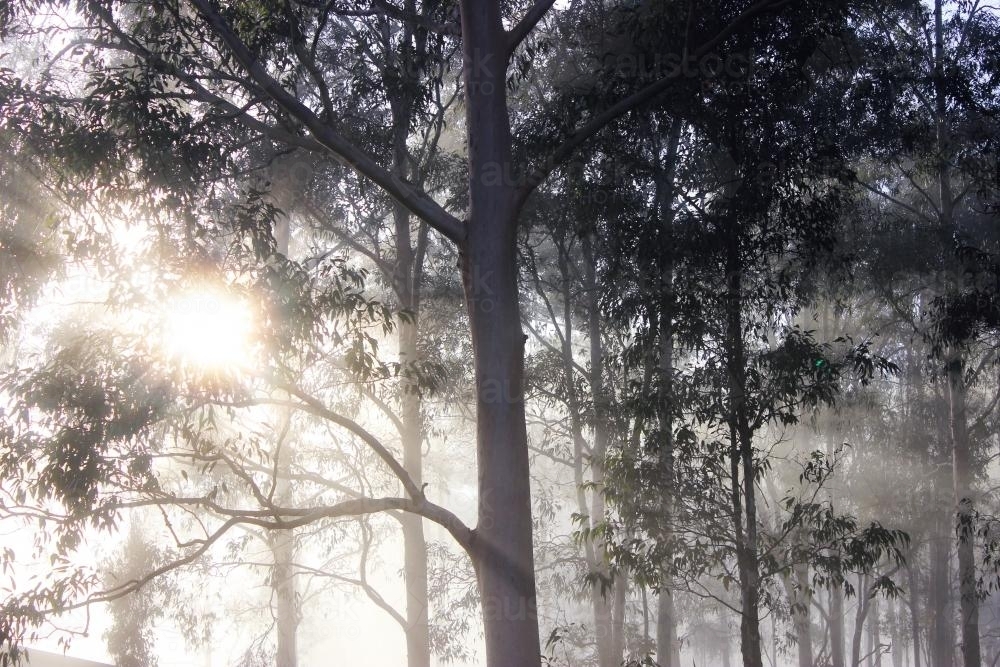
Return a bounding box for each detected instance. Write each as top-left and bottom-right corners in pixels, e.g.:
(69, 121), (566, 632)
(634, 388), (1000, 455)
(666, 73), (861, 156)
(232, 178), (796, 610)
(1, 1), (999, 667)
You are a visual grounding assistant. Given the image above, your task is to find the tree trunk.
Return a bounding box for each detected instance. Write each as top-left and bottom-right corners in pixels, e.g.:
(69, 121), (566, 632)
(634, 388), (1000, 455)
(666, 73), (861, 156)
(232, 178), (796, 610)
(931, 0), (980, 660)
(582, 235), (618, 667)
(821, 306), (846, 667)
(890, 596), (904, 667)
(873, 597), (882, 667)
(852, 574), (870, 667)
(908, 560), (922, 667)
(780, 559), (813, 667)
(947, 357), (981, 667)
(657, 591), (680, 667)
(771, 611), (778, 667)
(867, 599), (876, 667)
(400, 315), (431, 667)
(832, 582), (846, 667)
(654, 116), (683, 667)
(792, 563), (814, 667)
(270, 528), (299, 667)
(460, 5), (541, 666)
(271, 218), (299, 667)
(612, 573), (627, 661)
(390, 66), (432, 663)
(724, 226), (764, 667)
(641, 585), (650, 648)
(464, 192), (541, 667)
(929, 517), (954, 667)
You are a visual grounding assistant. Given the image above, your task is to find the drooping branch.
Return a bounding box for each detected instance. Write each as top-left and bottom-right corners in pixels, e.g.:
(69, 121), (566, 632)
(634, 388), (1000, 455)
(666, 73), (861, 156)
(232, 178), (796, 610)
(53, 494), (474, 614)
(225, 389), (423, 501)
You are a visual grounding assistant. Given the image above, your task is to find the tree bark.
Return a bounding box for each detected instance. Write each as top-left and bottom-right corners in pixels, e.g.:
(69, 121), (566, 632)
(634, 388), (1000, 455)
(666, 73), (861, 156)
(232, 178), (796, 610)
(725, 231), (764, 667)
(823, 305), (846, 667)
(793, 563), (813, 667)
(582, 235), (618, 667)
(271, 218), (299, 667)
(612, 573), (627, 661)
(929, 516), (954, 667)
(654, 116), (683, 667)
(947, 357), (981, 667)
(392, 106), (432, 667)
(656, 591), (680, 667)
(907, 560), (922, 667)
(460, 5), (541, 666)
(932, 0), (980, 659)
(873, 597), (882, 667)
(890, 596), (904, 667)
(270, 527), (299, 667)
(400, 313), (431, 667)
(852, 574), (872, 667)
(831, 578), (846, 667)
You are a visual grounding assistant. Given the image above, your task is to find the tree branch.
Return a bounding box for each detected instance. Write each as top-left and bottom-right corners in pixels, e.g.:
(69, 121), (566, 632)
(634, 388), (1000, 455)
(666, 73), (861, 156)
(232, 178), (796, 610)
(189, 0), (465, 243)
(505, 0), (556, 59)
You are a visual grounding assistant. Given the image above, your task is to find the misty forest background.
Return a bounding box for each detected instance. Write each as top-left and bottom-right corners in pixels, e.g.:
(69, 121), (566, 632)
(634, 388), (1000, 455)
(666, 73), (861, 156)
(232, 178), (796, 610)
(1, 1), (999, 666)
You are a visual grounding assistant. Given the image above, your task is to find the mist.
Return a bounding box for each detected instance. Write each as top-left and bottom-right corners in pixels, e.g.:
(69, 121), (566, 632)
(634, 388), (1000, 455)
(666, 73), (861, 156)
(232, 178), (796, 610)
(1, 1), (999, 667)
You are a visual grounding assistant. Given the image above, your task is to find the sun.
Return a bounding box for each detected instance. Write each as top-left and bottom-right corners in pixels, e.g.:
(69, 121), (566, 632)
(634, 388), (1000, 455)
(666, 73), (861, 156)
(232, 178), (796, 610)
(162, 287), (256, 372)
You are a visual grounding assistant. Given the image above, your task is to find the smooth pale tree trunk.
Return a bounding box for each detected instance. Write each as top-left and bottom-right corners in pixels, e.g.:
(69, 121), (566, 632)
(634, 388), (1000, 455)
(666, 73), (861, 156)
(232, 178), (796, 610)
(399, 311), (431, 667)
(932, 0), (980, 660)
(724, 231), (764, 667)
(867, 600), (876, 667)
(641, 586), (650, 646)
(459, 5), (541, 666)
(392, 118), (432, 667)
(947, 357), (981, 667)
(583, 235), (618, 667)
(900, 347), (922, 667)
(271, 219), (299, 667)
(831, 579), (846, 667)
(791, 563), (813, 667)
(822, 306), (846, 667)
(907, 561), (922, 667)
(780, 558), (813, 667)
(612, 574), (627, 660)
(654, 117), (683, 667)
(873, 598), (882, 667)
(270, 527), (299, 667)
(852, 574), (873, 667)
(929, 517), (953, 667)
(890, 597), (904, 667)
(656, 591), (680, 667)
(771, 612), (778, 667)
(930, 382), (955, 667)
